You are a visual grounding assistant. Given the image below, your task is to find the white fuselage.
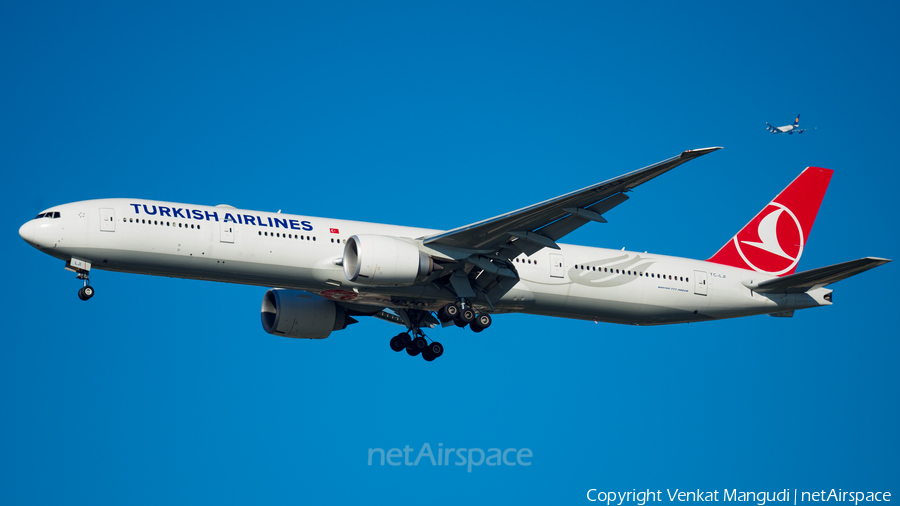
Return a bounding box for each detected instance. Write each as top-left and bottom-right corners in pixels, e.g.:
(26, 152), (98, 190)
(19, 199), (832, 325)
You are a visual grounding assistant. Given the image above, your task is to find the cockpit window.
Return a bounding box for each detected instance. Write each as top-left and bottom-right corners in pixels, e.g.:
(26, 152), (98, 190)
(34, 212), (61, 219)
(53, 212), (60, 218)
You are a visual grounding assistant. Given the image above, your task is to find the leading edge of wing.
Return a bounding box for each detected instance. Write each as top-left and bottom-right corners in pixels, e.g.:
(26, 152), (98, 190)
(422, 147), (722, 250)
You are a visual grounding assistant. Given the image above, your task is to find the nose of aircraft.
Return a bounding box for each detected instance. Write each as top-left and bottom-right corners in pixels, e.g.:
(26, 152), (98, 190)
(19, 220), (34, 244)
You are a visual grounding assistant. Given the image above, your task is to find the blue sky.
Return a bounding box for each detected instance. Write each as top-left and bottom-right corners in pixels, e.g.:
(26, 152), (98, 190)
(2, 1), (897, 504)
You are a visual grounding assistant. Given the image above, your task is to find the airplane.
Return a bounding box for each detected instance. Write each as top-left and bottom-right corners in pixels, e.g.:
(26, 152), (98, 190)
(18, 147), (890, 362)
(766, 114), (809, 134)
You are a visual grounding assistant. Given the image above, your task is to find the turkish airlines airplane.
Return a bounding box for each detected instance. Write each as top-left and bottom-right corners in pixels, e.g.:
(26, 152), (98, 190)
(18, 147), (889, 362)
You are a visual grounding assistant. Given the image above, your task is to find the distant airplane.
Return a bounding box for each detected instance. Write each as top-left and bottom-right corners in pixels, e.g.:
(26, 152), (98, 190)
(766, 114), (809, 135)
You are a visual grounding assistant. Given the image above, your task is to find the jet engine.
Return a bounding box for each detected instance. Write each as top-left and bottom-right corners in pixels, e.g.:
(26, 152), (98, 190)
(260, 289), (356, 339)
(342, 235), (433, 286)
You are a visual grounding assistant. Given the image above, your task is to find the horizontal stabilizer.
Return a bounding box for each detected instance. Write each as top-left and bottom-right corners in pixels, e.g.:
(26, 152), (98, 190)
(751, 257), (891, 294)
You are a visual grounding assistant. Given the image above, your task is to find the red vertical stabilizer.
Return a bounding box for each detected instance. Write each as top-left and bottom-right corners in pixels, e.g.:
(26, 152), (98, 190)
(707, 167), (833, 276)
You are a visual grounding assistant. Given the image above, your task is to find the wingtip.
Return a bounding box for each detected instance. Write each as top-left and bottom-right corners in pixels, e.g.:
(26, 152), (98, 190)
(681, 146), (723, 158)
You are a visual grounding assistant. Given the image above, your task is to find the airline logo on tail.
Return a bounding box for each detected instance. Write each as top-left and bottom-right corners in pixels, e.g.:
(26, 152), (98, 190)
(708, 167), (833, 276)
(734, 202), (804, 275)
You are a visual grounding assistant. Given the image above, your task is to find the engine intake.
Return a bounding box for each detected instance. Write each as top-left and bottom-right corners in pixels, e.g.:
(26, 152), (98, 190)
(260, 289), (355, 339)
(342, 235), (433, 286)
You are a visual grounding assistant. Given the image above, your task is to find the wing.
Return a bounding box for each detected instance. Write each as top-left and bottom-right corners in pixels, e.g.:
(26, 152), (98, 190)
(766, 123), (780, 133)
(422, 147), (721, 258)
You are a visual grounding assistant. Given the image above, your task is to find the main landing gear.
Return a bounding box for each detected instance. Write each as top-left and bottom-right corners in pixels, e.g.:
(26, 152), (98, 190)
(387, 309), (444, 362)
(437, 300), (492, 333)
(389, 330), (444, 362)
(385, 300), (492, 362)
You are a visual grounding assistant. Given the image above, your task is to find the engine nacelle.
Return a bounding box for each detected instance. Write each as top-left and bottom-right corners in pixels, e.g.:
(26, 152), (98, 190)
(260, 289), (355, 339)
(342, 235), (433, 286)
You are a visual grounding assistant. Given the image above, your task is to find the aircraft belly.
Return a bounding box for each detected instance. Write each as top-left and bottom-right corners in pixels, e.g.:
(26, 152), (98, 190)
(524, 278), (713, 325)
(62, 246), (318, 289)
(523, 293), (712, 325)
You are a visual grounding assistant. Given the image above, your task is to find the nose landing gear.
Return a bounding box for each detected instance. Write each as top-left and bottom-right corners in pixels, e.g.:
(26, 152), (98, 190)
(77, 283), (94, 301)
(66, 258), (94, 301)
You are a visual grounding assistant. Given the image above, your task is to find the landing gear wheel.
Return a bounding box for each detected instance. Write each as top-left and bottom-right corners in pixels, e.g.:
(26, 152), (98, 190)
(453, 319), (468, 328)
(439, 304), (459, 322)
(397, 332), (411, 348)
(407, 335), (427, 356)
(422, 342), (443, 361)
(389, 334), (405, 352)
(78, 286), (94, 301)
(470, 313), (491, 332)
(458, 308), (475, 324)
